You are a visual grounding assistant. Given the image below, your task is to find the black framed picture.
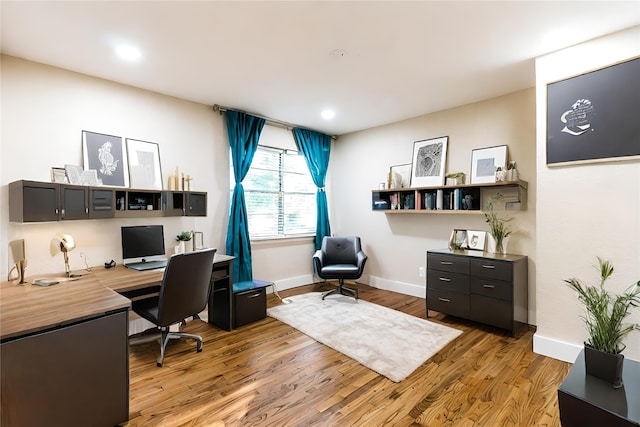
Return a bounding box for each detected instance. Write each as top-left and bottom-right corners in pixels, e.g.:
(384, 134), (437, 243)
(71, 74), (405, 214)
(546, 57), (640, 166)
(82, 130), (129, 187)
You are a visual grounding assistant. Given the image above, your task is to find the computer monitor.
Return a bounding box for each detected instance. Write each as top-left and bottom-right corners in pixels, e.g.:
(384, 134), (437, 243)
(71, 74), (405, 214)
(121, 225), (166, 262)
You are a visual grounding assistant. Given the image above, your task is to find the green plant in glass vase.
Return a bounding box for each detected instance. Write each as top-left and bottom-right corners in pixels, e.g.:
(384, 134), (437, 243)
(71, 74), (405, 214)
(483, 196), (512, 254)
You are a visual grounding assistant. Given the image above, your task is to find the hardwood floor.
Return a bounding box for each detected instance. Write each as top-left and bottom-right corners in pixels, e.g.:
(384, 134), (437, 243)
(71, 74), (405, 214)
(124, 283), (570, 426)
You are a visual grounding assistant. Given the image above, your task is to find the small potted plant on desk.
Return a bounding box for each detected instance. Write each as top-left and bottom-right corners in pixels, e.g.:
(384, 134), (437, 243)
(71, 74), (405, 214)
(565, 257), (640, 388)
(176, 231), (192, 253)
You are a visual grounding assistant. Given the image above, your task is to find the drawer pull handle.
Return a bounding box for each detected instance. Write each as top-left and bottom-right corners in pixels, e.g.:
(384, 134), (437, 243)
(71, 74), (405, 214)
(438, 297), (451, 303)
(248, 293), (261, 298)
(483, 284), (495, 289)
(440, 261), (454, 265)
(439, 277), (452, 282)
(482, 264), (496, 269)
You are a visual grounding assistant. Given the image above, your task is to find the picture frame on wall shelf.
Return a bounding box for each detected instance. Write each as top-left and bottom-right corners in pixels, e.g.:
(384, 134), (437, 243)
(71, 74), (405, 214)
(546, 57), (640, 166)
(64, 164), (83, 185)
(51, 167), (68, 183)
(126, 138), (163, 190)
(465, 230), (486, 251)
(470, 145), (508, 184)
(388, 163), (412, 188)
(82, 130), (129, 187)
(410, 136), (448, 187)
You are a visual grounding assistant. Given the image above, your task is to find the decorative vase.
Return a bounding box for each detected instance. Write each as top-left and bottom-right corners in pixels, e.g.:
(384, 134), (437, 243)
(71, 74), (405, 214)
(584, 343), (624, 388)
(175, 241), (185, 254)
(487, 234), (509, 254)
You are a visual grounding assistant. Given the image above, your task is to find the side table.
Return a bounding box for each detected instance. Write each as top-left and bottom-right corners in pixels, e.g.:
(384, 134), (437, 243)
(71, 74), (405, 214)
(558, 349), (639, 426)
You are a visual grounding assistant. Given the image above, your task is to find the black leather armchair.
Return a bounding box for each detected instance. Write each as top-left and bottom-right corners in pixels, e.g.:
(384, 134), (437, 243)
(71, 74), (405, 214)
(313, 236), (367, 300)
(132, 248), (216, 366)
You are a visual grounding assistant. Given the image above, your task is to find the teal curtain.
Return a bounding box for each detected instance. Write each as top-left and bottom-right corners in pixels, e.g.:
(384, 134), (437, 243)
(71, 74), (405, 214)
(293, 128), (332, 250)
(225, 110), (265, 283)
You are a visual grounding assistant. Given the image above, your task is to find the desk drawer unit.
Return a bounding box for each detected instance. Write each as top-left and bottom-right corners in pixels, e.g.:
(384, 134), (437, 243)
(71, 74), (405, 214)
(234, 288), (267, 328)
(427, 249), (528, 336)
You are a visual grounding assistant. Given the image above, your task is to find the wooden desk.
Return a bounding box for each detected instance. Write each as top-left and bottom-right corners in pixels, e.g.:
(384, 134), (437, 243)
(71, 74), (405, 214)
(1, 277), (131, 427)
(0, 253), (234, 426)
(90, 254), (235, 331)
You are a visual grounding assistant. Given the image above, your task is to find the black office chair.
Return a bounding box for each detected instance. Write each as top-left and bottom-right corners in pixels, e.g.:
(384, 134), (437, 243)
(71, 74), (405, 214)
(313, 236), (368, 300)
(132, 248), (216, 367)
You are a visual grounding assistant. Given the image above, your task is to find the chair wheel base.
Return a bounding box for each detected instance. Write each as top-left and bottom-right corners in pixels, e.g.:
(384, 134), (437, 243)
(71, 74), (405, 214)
(321, 281), (358, 300)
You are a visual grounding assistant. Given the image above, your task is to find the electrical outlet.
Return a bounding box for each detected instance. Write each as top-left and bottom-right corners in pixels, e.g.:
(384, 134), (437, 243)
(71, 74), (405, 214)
(418, 267), (426, 278)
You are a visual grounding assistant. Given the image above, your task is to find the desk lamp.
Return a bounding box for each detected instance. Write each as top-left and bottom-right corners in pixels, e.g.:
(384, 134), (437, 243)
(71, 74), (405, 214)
(51, 233), (76, 277)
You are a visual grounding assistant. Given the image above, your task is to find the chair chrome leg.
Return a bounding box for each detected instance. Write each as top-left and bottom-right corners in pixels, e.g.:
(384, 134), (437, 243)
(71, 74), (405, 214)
(322, 280), (358, 300)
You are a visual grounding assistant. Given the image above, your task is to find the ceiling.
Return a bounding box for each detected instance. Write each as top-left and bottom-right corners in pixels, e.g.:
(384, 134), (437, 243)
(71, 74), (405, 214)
(1, 1), (639, 136)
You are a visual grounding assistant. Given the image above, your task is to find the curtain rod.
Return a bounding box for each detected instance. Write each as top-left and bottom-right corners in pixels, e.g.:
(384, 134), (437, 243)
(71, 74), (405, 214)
(212, 104), (336, 140)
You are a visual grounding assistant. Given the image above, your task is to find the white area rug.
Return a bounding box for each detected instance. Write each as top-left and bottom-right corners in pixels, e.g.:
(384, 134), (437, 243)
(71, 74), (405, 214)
(267, 292), (462, 382)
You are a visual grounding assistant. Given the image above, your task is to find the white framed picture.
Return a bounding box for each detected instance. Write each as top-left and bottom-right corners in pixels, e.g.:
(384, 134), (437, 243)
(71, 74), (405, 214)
(82, 130), (129, 187)
(389, 163), (412, 188)
(465, 230), (486, 251)
(126, 138), (163, 190)
(470, 145), (508, 184)
(410, 136), (448, 187)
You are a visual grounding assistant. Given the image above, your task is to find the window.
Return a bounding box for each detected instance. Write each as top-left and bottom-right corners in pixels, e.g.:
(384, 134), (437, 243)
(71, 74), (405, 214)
(230, 135), (317, 239)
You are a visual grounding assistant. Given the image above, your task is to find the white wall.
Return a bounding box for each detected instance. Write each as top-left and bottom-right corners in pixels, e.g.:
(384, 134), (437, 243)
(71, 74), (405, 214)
(0, 55), (315, 285)
(332, 89), (538, 321)
(533, 27), (640, 363)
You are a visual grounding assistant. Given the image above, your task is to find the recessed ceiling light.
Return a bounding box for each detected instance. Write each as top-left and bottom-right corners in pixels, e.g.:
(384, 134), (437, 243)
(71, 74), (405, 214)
(116, 45), (141, 61)
(321, 109), (335, 120)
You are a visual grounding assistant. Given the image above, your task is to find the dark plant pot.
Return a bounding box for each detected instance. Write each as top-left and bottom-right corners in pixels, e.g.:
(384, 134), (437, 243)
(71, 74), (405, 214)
(584, 343), (624, 388)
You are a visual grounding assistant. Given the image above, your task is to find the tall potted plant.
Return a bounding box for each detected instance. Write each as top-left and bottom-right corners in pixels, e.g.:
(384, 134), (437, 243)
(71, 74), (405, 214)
(565, 257), (640, 388)
(483, 197), (512, 254)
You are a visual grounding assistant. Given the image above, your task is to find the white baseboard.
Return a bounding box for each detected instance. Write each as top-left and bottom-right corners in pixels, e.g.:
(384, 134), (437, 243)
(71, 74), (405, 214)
(367, 275), (425, 298)
(533, 333), (582, 363)
(270, 274), (316, 293)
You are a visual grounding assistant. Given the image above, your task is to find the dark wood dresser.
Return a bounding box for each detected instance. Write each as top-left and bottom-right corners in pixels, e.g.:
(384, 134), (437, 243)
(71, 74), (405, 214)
(426, 249), (528, 336)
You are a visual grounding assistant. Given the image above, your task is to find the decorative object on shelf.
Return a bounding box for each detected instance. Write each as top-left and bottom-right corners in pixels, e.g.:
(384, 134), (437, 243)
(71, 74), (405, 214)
(470, 145), (508, 184)
(388, 164), (411, 188)
(445, 172), (466, 186)
(448, 229), (467, 251)
(51, 167), (68, 183)
(126, 138), (163, 190)
(50, 233), (77, 277)
(495, 167), (505, 182)
(483, 195), (512, 254)
(564, 257), (640, 388)
(185, 174), (192, 191)
(506, 161), (518, 181)
(410, 136), (448, 187)
(463, 194), (473, 210)
(82, 130), (129, 187)
(547, 57), (640, 166)
(464, 230), (486, 251)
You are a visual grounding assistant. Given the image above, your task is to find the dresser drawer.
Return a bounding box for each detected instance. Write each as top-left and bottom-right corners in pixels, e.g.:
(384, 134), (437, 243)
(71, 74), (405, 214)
(427, 253), (469, 274)
(470, 295), (512, 330)
(470, 277), (512, 301)
(427, 270), (469, 294)
(470, 258), (512, 281)
(427, 289), (470, 319)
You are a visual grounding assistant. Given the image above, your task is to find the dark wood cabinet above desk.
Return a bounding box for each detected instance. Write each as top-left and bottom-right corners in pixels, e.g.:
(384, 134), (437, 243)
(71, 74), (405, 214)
(9, 180), (207, 222)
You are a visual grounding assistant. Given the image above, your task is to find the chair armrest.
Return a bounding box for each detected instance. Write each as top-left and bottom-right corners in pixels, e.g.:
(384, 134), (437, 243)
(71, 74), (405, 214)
(356, 251), (368, 273)
(313, 250), (324, 272)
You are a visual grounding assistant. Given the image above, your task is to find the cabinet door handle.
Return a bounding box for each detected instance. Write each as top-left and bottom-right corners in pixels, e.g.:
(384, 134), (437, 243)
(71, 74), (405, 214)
(439, 277), (452, 282)
(483, 284), (495, 289)
(438, 297), (451, 303)
(482, 264), (496, 269)
(440, 261), (454, 265)
(248, 292), (261, 298)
